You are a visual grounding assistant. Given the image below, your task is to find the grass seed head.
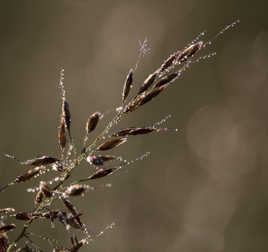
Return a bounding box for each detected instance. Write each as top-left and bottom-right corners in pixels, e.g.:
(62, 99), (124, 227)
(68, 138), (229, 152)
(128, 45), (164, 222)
(113, 127), (155, 136)
(122, 68), (134, 103)
(159, 52), (180, 72)
(127, 127), (156, 135)
(62, 100), (71, 132)
(88, 167), (118, 180)
(154, 73), (178, 88)
(87, 155), (117, 166)
(86, 112), (102, 134)
(139, 85), (166, 107)
(15, 167), (45, 183)
(97, 137), (127, 151)
(20, 156), (58, 166)
(138, 72), (158, 94)
(112, 127), (136, 137)
(176, 41), (203, 63)
(65, 184), (88, 197)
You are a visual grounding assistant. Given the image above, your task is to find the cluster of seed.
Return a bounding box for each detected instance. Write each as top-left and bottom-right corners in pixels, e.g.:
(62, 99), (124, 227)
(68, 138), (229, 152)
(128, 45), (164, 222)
(0, 20), (239, 252)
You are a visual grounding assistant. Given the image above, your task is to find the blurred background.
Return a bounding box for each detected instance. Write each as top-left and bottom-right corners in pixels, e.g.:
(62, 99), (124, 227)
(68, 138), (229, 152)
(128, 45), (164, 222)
(1, 0), (268, 251)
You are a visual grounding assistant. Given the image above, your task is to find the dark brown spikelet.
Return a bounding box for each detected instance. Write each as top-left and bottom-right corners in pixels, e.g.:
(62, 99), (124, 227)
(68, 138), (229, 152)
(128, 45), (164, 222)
(97, 137), (127, 151)
(58, 117), (67, 151)
(62, 100), (71, 132)
(139, 85), (166, 107)
(21, 156), (58, 166)
(127, 127), (156, 135)
(65, 184), (87, 197)
(154, 73), (178, 88)
(0, 224), (16, 233)
(87, 167), (118, 180)
(177, 41), (203, 63)
(112, 127), (135, 137)
(122, 68), (134, 103)
(61, 100), (72, 142)
(124, 85), (167, 113)
(15, 167), (45, 183)
(86, 155), (117, 166)
(86, 112), (102, 134)
(159, 52), (179, 72)
(113, 127), (155, 136)
(138, 72), (158, 94)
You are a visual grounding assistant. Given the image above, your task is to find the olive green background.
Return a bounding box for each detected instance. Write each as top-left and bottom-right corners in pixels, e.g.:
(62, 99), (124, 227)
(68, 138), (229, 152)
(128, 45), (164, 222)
(1, 0), (268, 251)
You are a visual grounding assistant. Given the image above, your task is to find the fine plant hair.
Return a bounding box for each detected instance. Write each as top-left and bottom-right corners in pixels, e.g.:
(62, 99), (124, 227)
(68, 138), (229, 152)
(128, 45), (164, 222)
(0, 20), (239, 252)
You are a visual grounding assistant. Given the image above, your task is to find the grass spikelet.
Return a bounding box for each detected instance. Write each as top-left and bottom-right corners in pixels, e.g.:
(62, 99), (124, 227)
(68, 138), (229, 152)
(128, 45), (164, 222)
(122, 68), (134, 103)
(86, 112), (102, 134)
(113, 127), (154, 136)
(137, 50), (180, 95)
(97, 137), (127, 151)
(65, 184), (89, 197)
(20, 156), (58, 166)
(123, 95), (144, 113)
(138, 72), (158, 94)
(124, 85), (167, 114)
(80, 167), (118, 181)
(15, 166), (45, 183)
(176, 41), (203, 63)
(159, 52), (180, 72)
(62, 100), (72, 141)
(154, 73), (178, 88)
(123, 127), (155, 135)
(139, 85), (166, 107)
(86, 155), (118, 166)
(112, 128), (136, 137)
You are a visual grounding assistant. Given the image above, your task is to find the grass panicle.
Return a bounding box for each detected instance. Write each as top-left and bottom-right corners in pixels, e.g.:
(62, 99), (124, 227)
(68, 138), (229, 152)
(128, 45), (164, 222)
(0, 21), (239, 252)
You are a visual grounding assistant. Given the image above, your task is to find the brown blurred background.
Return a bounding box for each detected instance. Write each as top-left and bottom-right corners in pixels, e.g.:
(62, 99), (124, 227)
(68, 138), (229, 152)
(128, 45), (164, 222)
(1, 0), (268, 251)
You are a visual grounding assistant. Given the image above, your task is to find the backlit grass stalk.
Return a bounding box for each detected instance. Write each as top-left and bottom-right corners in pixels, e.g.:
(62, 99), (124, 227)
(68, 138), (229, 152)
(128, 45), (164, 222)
(0, 20), (239, 252)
